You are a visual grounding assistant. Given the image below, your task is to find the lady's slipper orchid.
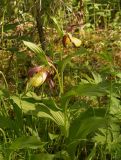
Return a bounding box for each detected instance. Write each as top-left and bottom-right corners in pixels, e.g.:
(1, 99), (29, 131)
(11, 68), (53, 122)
(27, 66), (55, 89)
(28, 66), (48, 87)
(28, 66), (45, 77)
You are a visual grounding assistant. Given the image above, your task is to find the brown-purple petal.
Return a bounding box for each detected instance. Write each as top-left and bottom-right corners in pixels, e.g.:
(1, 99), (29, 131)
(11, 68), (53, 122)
(28, 66), (43, 77)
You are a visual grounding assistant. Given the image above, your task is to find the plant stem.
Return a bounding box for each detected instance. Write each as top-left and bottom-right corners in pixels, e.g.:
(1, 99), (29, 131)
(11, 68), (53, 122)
(50, 63), (63, 96)
(0, 71), (8, 90)
(0, 128), (7, 143)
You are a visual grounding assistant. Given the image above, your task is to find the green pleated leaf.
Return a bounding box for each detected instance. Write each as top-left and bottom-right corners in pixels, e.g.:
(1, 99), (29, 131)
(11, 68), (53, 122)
(11, 96), (69, 136)
(11, 96), (36, 113)
(71, 117), (105, 139)
(9, 136), (44, 150)
(23, 41), (48, 65)
(0, 115), (12, 129)
(30, 151), (70, 160)
(67, 108), (106, 159)
(30, 153), (55, 160)
(49, 110), (69, 137)
(69, 108), (106, 140)
(63, 82), (109, 99)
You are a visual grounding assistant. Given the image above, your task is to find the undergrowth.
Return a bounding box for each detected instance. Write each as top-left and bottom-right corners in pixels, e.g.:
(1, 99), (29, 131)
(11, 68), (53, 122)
(0, 0), (121, 160)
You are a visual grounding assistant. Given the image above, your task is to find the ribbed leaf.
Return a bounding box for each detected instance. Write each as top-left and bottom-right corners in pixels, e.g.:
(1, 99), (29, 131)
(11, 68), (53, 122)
(11, 96), (69, 136)
(69, 108), (106, 140)
(23, 41), (48, 65)
(11, 96), (36, 113)
(30, 151), (70, 160)
(0, 115), (12, 128)
(30, 153), (55, 160)
(49, 110), (69, 137)
(63, 82), (109, 100)
(9, 136), (44, 150)
(67, 108), (106, 159)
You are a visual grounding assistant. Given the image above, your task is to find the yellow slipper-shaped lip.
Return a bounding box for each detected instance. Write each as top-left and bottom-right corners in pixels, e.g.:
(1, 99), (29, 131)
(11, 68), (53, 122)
(28, 66), (48, 87)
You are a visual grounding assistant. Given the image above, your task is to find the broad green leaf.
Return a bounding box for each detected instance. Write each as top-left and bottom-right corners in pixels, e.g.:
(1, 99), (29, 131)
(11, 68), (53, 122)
(70, 117), (105, 139)
(11, 96), (69, 136)
(31, 151), (70, 160)
(49, 110), (69, 137)
(0, 116), (11, 128)
(11, 96), (36, 113)
(50, 110), (65, 126)
(11, 96), (53, 121)
(11, 96), (55, 120)
(68, 108), (106, 140)
(67, 108), (106, 158)
(30, 153), (55, 160)
(23, 41), (48, 65)
(63, 82), (109, 101)
(9, 136), (44, 150)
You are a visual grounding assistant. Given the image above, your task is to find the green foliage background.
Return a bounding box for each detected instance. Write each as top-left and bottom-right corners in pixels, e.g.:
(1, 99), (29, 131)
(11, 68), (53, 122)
(0, 0), (121, 159)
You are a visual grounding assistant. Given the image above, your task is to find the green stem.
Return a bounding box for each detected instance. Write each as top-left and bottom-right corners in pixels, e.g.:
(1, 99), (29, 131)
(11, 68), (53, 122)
(60, 51), (64, 94)
(1, 7), (6, 41)
(61, 71), (64, 94)
(0, 128), (7, 143)
(0, 71), (8, 90)
(50, 63), (63, 96)
(9, 152), (13, 160)
(93, 0), (96, 30)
